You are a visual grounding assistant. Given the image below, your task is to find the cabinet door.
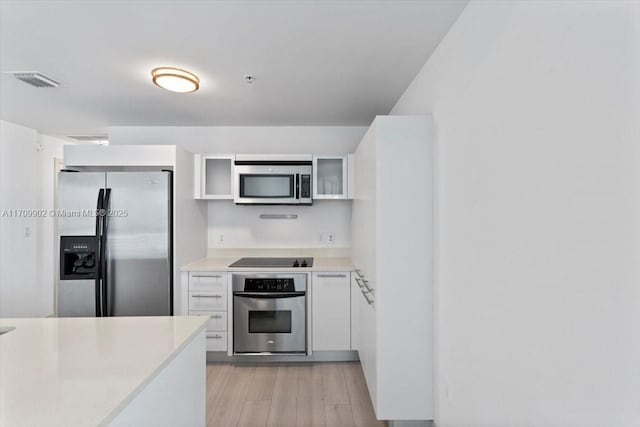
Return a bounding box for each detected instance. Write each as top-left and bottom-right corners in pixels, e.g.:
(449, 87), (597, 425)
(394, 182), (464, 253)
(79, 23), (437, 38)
(350, 272), (360, 350)
(312, 272), (351, 351)
(358, 282), (377, 412)
(313, 156), (348, 199)
(198, 155), (234, 199)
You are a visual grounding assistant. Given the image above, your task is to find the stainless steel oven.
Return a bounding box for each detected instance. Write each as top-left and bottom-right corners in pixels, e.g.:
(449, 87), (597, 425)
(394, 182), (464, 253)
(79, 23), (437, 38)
(233, 159), (312, 205)
(232, 273), (307, 355)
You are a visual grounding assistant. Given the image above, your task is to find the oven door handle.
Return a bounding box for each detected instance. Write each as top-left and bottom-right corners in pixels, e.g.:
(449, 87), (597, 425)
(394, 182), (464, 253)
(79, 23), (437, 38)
(233, 291), (306, 298)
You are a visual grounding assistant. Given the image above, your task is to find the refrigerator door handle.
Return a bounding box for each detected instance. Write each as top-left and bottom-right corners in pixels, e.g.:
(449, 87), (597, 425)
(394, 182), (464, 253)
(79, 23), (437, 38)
(101, 188), (112, 316)
(94, 189), (105, 317)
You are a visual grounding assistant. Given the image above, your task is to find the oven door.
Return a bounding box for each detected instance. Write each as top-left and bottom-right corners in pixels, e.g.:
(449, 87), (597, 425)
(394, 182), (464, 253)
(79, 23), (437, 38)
(233, 292), (307, 354)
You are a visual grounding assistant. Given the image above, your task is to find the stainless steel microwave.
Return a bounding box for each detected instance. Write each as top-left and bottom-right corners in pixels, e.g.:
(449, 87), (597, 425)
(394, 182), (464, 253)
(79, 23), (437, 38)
(233, 158), (312, 205)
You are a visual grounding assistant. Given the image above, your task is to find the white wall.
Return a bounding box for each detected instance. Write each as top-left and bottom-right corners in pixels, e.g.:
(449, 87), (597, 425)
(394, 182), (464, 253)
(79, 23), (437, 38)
(0, 121), (73, 317)
(108, 126), (367, 155)
(109, 126), (364, 249)
(207, 200), (350, 249)
(36, 134), (69, 316)
(0, 121), (39, 317)
(391, 2), (640, 426)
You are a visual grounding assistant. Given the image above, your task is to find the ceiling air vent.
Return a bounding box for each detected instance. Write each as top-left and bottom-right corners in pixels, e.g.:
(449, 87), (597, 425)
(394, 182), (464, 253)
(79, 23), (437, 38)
(6, 71), (61, 88)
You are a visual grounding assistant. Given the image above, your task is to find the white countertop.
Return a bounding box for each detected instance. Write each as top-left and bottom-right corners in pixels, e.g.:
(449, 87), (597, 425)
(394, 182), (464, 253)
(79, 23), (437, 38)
(0, 316), (208, 427)
(181, 256), (354, 272)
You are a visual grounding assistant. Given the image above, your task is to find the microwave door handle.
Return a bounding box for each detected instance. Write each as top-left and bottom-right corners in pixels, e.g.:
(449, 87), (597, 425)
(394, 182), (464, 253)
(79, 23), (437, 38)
(295, 174), (300, 199)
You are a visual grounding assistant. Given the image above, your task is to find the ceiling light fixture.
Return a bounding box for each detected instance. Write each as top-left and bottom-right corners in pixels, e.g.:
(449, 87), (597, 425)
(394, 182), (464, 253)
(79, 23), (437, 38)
(151, 67), (199, 93)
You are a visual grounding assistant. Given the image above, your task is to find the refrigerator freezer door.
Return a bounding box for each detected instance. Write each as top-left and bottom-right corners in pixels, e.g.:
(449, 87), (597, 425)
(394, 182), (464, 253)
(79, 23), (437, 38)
(105, 172), (172, 316)
(57, 172), (106, 317)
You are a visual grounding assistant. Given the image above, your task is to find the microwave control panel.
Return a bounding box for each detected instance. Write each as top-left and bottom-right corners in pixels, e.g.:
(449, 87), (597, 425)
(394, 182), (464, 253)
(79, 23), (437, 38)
(300, 174), (311, 198)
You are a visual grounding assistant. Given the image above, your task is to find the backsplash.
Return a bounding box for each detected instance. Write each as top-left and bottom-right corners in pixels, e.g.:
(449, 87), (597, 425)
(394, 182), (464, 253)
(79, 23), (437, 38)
(207, 200), (351, 248)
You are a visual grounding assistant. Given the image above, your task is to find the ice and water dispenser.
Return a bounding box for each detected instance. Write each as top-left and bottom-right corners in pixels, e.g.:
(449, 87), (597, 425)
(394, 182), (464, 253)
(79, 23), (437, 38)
(59, 236), (99, 280)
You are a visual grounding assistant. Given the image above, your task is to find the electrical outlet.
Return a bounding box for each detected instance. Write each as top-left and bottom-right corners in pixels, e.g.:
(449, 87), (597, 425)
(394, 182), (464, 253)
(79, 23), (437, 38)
(317, 232), (324, 244)
(327, 232), (335, 245)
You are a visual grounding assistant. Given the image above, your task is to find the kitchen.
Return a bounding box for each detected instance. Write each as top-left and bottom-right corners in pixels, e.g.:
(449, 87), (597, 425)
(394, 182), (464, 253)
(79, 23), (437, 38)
(1, 1), (639, 427)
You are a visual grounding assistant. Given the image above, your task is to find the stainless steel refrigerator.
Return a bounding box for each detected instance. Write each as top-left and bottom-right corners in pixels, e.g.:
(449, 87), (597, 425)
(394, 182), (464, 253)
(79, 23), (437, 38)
(57, 170), (172, 317)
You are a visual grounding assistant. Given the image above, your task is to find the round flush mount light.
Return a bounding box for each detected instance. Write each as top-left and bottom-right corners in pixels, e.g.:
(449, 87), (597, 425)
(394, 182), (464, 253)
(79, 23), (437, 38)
(151, 67), (199, 93)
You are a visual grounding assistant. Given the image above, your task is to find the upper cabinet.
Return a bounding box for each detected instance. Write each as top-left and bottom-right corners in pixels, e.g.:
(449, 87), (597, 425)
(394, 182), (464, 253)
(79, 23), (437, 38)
(194, 153), (355, 201)
(313, 155), (349, 199)
(194, 154), (234, 199)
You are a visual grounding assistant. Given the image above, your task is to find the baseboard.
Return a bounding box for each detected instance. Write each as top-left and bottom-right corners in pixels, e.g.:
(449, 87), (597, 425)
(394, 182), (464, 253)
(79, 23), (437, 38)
(386, 421), (433, 427)
(206, 350), (359, 363)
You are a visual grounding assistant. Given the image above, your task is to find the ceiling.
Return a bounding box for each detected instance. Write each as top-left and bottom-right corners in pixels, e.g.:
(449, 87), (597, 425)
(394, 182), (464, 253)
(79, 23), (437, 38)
(0, 0), (467, 136)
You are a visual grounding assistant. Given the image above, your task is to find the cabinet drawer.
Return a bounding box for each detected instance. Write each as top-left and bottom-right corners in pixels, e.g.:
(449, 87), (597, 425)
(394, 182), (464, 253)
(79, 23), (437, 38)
(189, 272), (227, 291)
(188, 291), (227, 311)
(189, 311), (227, 331)
(205, 331), (227, 351)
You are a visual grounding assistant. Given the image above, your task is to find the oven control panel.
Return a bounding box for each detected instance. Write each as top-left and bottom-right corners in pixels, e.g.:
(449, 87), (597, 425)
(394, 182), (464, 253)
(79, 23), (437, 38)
(244, 278), (295, 292)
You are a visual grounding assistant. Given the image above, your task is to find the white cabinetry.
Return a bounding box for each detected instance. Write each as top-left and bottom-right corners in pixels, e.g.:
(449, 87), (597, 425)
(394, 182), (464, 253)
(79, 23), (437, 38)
(194, 155), (234, 199)
(350, 272), (360, 351)
(313, 155), (349, 199)
(311, 272), (351, 351)
(186, 271), (229, 352)
(351, 116), (434, 421)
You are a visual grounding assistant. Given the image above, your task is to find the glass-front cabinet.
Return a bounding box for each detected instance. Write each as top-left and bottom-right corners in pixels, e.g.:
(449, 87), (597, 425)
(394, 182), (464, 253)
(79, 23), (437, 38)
(313, 155), (348, 199)
(195, 154), (234, 199)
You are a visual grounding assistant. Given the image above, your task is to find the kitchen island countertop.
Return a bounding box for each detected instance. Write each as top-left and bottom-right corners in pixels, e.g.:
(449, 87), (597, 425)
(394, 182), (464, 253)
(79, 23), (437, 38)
(0, 316), (208, 427)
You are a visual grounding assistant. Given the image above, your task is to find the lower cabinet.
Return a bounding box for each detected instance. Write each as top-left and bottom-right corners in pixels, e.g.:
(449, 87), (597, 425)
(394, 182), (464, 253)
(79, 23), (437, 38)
(350, 272), (360, 351)
(187, 271), (229, 352)
(182, 270), (357, 355)
(312, 272), (351, 351)
(204, 331), (227, 351)
(357, 281), (377, 410)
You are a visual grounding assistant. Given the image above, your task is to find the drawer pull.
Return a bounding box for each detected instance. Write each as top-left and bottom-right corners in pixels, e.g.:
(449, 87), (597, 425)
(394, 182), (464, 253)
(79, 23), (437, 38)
(192, 294), (223, 298)
(362, 292), (374, 305)
(361, 289), (374, 305)
(192, 274), (223, 278)
(207, 334), (223, 339)
(355, 269), (364, 278)
(316, 274), (347, 278)
(354, 276), (364, 288)
(211, 314), (223, 319)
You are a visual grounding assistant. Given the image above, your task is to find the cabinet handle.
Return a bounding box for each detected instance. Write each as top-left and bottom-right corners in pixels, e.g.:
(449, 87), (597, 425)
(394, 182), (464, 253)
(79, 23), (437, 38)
(192, 274), (223, 278)
(361, 279), (374, 293)
(192, 294), (223, 298)
(316, 274), (347, 278)
(193, 313), (223, 318)
(361, 290), (374, 305)
(207, 334), (223, 339)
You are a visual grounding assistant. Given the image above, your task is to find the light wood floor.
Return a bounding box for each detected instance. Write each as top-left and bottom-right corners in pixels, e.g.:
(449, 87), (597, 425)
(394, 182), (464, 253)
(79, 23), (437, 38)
(206, 362), (384, 427)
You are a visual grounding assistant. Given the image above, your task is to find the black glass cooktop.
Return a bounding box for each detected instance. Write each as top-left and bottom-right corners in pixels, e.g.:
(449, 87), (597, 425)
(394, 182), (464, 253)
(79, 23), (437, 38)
(228, 257), (314, 268)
